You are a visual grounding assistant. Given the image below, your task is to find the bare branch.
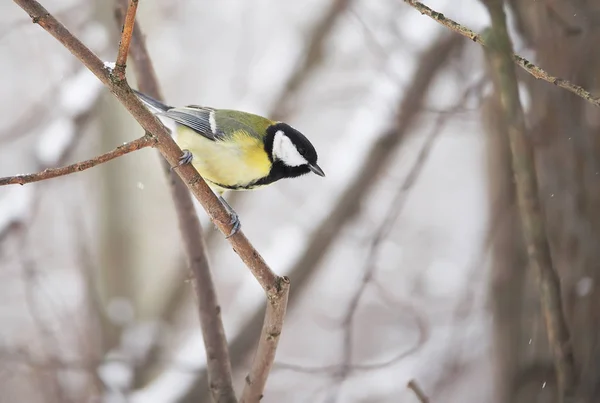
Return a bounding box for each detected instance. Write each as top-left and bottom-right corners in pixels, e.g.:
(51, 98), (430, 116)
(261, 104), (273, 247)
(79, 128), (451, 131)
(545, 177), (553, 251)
(407, 379), (430, 403)
(241, 278), (290, 403)
(114, 1), (237, 401)
(481, 0), (577, 400)
(0, 135), (155, 186)
(114, 0), (138, 81)
(403, 0), (600, 107)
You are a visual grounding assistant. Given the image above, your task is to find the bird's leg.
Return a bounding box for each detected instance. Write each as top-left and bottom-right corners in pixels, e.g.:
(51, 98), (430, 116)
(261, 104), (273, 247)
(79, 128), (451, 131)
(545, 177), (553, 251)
(218, 194), (241, 238)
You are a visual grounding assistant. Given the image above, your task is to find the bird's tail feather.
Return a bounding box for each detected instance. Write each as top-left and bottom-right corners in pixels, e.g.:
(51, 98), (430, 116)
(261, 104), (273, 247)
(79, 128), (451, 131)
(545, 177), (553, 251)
(132, 89), (171, 113)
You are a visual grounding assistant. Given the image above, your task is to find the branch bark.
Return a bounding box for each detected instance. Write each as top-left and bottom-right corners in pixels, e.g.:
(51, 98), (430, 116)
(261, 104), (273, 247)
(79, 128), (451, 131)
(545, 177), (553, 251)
(403, 0), (600, 107)
(481, 1), (577, 401)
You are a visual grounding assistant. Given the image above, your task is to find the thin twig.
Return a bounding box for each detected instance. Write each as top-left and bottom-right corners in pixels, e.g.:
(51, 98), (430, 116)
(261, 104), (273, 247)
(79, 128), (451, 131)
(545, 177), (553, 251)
(115, 1), (237, 401)
(403, 0), (600, 107)
(240, 278), (290, 403)
(113, 0), (137, 81)
(407, 379), (429, 403)
(0, 135), (155, 186)
(481, 1), (577, 401)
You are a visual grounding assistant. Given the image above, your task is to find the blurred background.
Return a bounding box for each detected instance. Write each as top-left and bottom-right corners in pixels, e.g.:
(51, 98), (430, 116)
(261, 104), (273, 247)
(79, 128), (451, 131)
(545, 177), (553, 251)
(1, 0), (600, 402)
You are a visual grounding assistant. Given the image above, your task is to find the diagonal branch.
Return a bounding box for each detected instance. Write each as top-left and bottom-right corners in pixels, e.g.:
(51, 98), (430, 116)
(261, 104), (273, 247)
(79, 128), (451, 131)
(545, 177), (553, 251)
(13, 0), (280, 297)
(0, 134), (155, 186)
(481, 0), (577, 401)
(13, 0), (291, 400)
(113, 1), (236, 401)
(403, 0), (600, 107)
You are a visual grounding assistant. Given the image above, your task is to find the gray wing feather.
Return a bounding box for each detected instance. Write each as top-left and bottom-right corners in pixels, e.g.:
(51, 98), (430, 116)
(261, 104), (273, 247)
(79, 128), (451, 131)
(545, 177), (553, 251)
(159, 106), (222, 141)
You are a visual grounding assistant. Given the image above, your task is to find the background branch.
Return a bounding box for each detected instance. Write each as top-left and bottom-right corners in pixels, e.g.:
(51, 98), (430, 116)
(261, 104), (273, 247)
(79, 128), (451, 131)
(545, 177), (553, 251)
(481, 0), (577, 401)
(403, 0), (600, 107)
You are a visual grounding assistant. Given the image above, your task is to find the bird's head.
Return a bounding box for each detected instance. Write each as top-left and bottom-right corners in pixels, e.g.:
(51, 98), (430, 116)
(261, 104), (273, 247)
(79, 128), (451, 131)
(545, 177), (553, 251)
(265, 122), (325, 178)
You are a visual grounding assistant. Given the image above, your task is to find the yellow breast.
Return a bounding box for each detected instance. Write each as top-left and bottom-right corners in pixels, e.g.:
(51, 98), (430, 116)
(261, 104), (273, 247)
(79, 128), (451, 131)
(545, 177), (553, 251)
(174, 126), (272, 193)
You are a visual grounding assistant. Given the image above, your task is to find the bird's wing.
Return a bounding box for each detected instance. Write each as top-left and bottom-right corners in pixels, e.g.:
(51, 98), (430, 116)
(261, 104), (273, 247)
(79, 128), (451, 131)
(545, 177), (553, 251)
(159, 106), (224, 141)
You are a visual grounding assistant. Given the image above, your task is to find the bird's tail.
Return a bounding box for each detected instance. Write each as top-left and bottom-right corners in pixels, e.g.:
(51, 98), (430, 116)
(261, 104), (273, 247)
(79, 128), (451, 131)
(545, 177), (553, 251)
(132, 89), (171, 113)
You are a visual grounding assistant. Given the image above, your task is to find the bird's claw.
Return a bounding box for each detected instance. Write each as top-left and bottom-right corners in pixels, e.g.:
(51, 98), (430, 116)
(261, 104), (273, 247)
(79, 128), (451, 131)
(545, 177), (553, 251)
(173, 149), (193, 170)
(226, 212), (241, 238)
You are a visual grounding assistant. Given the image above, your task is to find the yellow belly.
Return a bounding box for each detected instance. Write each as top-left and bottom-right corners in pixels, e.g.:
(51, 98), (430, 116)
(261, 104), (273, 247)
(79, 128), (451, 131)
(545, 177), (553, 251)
(174, 126), (272, 193)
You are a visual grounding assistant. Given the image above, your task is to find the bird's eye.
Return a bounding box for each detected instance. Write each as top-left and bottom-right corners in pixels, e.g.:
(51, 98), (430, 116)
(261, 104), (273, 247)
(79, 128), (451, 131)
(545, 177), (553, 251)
(297, 146), (305, 155)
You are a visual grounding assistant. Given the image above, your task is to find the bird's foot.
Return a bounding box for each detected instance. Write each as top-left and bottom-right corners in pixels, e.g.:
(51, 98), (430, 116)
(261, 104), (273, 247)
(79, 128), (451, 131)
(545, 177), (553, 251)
(218, 194), (241, 238)
(178, 149), (193, 166)
(226, 211), (241, 238)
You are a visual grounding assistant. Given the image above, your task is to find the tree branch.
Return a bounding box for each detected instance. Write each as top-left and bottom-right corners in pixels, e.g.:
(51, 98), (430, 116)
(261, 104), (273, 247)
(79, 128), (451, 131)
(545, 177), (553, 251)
(0, 134), (154, 186)
(113, 0), (137, 81)
(407, 379), (430, 403)
(113, 1), (236, 401)
(240, 278), (290, 403)
(13, 0), (290, 400)
(13, 0), (280, 298)
(403, 0), (600, 107)
(481, 0), (577, 401)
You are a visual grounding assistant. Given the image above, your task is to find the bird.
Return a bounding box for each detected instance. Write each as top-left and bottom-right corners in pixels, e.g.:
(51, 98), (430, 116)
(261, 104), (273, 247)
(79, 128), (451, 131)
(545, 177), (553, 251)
(133, 89), (325, 237)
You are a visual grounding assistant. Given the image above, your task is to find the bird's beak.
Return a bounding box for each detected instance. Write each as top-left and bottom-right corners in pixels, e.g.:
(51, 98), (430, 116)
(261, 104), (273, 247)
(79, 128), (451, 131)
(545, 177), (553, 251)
(309, 163), (325, 177)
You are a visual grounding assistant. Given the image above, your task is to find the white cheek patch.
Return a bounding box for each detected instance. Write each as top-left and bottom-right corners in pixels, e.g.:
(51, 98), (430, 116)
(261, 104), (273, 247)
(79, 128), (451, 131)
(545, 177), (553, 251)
(273, 130), (308, 167)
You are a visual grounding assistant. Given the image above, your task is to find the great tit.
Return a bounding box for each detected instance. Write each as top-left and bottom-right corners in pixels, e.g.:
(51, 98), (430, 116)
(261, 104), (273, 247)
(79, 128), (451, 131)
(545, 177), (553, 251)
(133, 89), (325, 236)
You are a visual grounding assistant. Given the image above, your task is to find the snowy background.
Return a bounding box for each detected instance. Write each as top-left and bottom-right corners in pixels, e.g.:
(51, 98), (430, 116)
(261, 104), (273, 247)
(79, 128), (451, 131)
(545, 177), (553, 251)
(0, 0), (510, 402)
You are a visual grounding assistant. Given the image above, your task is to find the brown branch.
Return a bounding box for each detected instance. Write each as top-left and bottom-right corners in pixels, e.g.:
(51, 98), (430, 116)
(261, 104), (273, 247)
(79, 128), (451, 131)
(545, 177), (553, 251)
(407, 379), (430, 403)
(240, 277), (290, 403)
(113, 0), (137, 81)
(13, 0), (279, 297)
(0, 135), (154, 186)
(481, 1), (577, 401)
(403, 0), (600, 107)
(13, 0), (289, 400)
(114, 1), (236, 401)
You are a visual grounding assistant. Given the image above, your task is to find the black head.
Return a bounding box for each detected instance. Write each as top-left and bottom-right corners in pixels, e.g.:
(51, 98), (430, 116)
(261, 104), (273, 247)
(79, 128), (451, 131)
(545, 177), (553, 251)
(263, 123), (325, 182)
